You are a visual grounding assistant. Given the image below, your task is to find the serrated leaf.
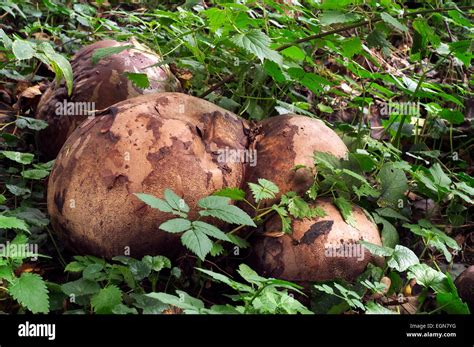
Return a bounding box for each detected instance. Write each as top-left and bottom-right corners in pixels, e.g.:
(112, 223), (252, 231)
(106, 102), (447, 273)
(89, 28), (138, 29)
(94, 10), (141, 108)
(387, 245), (419, 272)
(181, 229), (213, 261)
(91, 44), (133, 64)
(213, 187), (246, 201)
(333, 197), (358, 229)
(231, 29), (282, 64)
(134, 193), (172, 212)
(1, 151), (34, 164)
(142, 255), (171, 272)
(199, 203), (255, 227)
(164, 189), (189, 213)
(248, 178), (279, 203)
(91, 285), (122, 314)
(125, 72), (150, 89)
(0, 215), (29, 232)
(9, 272), (49, 313)
(159, 218), (191, 233)
(192, 221), (229, 242)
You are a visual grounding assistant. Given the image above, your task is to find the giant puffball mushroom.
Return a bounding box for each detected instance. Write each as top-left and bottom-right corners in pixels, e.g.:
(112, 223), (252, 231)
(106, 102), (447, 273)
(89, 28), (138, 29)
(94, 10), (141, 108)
(47, 93), (249, 258)
(454, 265), (474, 309)
(249, 199), (382, 282)
(245, 114), (348, 209)
(36, 39), (181, 159)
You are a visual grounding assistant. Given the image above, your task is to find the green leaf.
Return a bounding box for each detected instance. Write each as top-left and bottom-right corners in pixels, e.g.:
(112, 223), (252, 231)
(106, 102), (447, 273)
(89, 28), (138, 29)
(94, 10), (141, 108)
(264, 60), (286, 83)
(181, 229), (213, 261)
(1, 151), (34, 164)
(287, 67), (331, 94)
(281, 46), (306, 61)
(436, 292), (470, 314)
(439, 109), (464, 125)
(199, 204), (256, 227)
(91, 285), (122, 314)
(373, 214), (399, 249)
(134, 193), (172, 212)
(333, 197), (357, 228)
(12, 39), (35, 60)
(387, 245), (419, 272)
(164, 189), (189, 213)
(359, 240), (393, 257)
(21, 169), (49, 180)
(213, 187), (246, 201)
(365, 301), (396, 314)
(341, 37), (362, 58)
(15, 116), (48, 130)
(248, 178), (279, 203)
(0, 194), (6, 205)
(412, 18), (440, 48)
(320, 11), (359, 25)
(142, 255), (171, 272)
(0, 215), (29, 232)
(317, 103), (334, 114)
(61, 278), (101, 297)
(0, 29), (13, 49)
(159, 218), (192, 233)
(407, 264), (448, 293)
(380, 12), (408, 32)
(64, 261), (85, 273)
(39, 42), (74, 95)
(231, 29), (282, 64)
(377, 163), (408, 207)
(91, 44), (133, 64)
(192, 221), (230, 242)
(9, 272), (49, 313)
(125, 72), (150, 89)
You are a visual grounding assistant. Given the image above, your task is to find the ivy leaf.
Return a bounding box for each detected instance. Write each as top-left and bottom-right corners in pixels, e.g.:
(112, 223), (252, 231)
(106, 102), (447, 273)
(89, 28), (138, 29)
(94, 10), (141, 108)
(380, 12), (408, 32)
(333, 197), (357, 228)
(159, 218), (192, 233)
(125, 72), (150, 89)
(181, 229), (213, 261)
(91, 44), (133, 64)
(0, 215), (29, 232)
(91, 285), (123, 314)
(9, 273), (49, 313)
(387, 245), (419, 272)
(231, 29), (282, 64)
(248, 178), (279, 203)
(0, 151), (34, 164)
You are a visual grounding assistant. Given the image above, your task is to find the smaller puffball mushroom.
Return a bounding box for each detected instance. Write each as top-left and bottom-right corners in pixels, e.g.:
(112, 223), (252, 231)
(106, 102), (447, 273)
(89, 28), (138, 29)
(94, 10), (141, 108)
(36, 39), (181, 159)
(455, 265), (474, 309)
(244, 114), (348, 209)
(249, 199), (382, 282)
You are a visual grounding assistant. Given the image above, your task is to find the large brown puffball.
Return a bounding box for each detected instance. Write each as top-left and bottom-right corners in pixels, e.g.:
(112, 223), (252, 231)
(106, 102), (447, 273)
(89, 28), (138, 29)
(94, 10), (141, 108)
(250, 199), (382, 282)
(455, 266), (474, 309)
(47, 93), (249, 258)
(36, 39), (181, 159)
(245, 114), (348, 208)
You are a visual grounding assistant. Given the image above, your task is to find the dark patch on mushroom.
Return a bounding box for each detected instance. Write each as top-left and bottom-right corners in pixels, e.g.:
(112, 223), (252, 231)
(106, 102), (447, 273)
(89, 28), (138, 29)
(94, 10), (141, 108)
(147, 146), (171, 162)
(299, 220), (334, 245)
(156, 96), (169, 106)
(145, 115), (164, 140)
(54, 190), (66, 214)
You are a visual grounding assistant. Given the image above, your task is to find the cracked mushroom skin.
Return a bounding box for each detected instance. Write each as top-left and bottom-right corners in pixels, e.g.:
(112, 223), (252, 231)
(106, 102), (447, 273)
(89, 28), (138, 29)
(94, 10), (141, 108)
(245, 114), (348, 209)
(47, 93), (249, 258)
(36, 39), (181, 159)
(250, 199), (382, 282)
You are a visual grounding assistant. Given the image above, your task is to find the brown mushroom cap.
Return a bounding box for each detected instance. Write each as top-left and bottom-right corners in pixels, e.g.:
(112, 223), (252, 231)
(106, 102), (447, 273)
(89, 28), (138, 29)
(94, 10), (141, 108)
(454, 265), (474, 308)
(245, 114), (348, 208)
(47, 92), (249, 258)
(36, 39), (181, 159)
(249, 199), (382, 282)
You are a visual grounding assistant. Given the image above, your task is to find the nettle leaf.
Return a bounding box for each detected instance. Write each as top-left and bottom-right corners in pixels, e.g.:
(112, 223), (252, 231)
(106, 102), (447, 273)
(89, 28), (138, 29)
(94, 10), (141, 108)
(9, 272), (49, 313)
(272, 205), (292, 233)
(0, 215), (29, 232)
(248, 178), (279, 203)
(15, 116), (48, 130)
(12, 39), (35, 60)
(198, 196), (255, 226)
(181, 229), (213, 261)
(333, 197), (357, 228)
(320, 11), (359, 25)
(125, 72), (150, 89)
(387, 245), (419, 272)
(159, 218), (192, 233)
(134, 193), (172, 213)
(91, 285), (122, 314)
(231, 29), (282, 64)
(0, 151), (34, 164)
(213, 187), (246, 201)
(380, 12), (408, 32)
(92, 44), (133, 64)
